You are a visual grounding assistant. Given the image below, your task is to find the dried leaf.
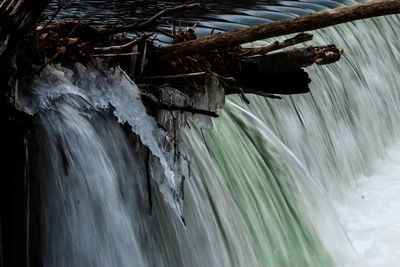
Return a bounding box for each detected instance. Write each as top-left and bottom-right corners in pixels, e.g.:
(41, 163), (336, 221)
(67, 38), (78, 45)
(40, 33), (48, 39)
(57, 46), (67, 53)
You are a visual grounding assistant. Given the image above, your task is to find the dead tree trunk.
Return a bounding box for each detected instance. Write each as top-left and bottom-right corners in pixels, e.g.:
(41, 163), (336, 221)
(225, 45), (343, 96)
(153, 0), (400, 61)
(0, 1), (50, 267)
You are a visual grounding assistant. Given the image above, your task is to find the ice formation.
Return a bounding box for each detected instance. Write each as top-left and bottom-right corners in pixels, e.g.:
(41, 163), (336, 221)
(16, 62), (225, 219)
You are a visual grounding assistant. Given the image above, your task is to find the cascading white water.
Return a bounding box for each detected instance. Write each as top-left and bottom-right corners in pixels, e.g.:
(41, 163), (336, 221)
(244, 13), (400, 195)
(25, 64), (259, 267)
(183, 101), (356, 266)
(234, 12), (400, 266)
(333, 142), (400, 266)
(33, 103), (147, 266)
(24, 60), (353, 266)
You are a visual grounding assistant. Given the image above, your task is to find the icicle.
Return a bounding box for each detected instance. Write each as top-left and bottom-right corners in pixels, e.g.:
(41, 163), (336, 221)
(17, 63), (186, 218)
(193, 74), (225, 131)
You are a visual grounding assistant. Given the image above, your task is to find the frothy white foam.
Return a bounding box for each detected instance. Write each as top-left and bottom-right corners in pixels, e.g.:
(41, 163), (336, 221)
(333, 141), (400, 266)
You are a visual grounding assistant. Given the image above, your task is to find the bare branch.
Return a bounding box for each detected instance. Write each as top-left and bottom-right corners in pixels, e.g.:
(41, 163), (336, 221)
(90, 52), (140, 57)
(105, 3), (201, 34)
(241, 32), (314, 56)
(141, 94), (219, 117)
(43, 0), (64, 28)
(136, 72), (206, 82)
(93, 35), (147, 52)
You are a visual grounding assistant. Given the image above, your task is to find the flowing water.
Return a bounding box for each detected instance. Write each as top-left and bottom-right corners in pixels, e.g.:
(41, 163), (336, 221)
(224, 8), (400, 266)
(228, 11), (400, 267)
(16, 0), (400, 266)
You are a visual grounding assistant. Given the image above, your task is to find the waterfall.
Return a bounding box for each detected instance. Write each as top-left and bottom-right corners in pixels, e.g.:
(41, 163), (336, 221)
(193, 10), (400, 267)
(242, 13), (400, 196)
(17, 4), (400, 267)
(24, 65), (258, 266)
(182, 102), (355, 266)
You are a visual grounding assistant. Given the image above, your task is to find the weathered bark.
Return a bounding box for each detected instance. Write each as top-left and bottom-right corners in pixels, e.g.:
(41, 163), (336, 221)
(222, 45), (343, 96)
(241, 45), (343, 76)
(153, 0), (400, 61)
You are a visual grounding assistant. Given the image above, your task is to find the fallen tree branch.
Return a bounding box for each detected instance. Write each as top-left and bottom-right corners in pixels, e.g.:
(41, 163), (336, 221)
(139, 3), (200, 29)
(159, 104), (218, 117)
(105, 3), (201, 34)
(90, 52), (141, 57)
(154, 0), (400, 61)
(240, 90), (282, 99)
(240, 32), (314, 56)
(93, 35), (147, 52)
(140, 42), (148, 75)
(136, 72), (206, 82)
(43, 0), (64, 29)
(158, 104), (219, 117)
(241, 44), (343, 75)
(141, 94), (219, 117)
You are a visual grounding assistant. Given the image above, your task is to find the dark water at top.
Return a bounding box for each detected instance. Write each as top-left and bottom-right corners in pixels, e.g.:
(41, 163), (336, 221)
(47, 0), (345, 39)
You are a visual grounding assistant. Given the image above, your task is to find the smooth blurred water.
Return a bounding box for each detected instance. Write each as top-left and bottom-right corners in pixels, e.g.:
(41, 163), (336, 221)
(29, 87), (353, 266)
(224, 6), (400, 266)
(182, 101), (355, 266)
(242, 14), (400, 196)
(31, 95), (258, 267)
